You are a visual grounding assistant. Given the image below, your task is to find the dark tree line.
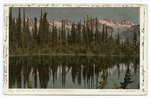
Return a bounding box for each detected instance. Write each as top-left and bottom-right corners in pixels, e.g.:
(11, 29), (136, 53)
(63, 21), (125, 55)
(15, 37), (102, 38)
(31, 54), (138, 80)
(9, 8), (139, 55)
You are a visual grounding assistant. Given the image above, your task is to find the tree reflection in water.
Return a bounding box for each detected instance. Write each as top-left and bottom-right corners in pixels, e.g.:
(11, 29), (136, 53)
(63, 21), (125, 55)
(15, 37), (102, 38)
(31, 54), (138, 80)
(9, 55), (139, 89)
(119, 64), (134, 89)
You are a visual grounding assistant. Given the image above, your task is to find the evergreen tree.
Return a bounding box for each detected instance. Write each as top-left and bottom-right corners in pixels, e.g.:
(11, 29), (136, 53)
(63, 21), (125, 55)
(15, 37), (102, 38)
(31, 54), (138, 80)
(38, 9), (43, 52)
(105, 26), (108, 43)
(133, 31), (138, 54)
(9, 7), (12, 36)
(9, 7), (12, 43)
(33, 17), (37, 41)
(90, 16), (93, 43)
(51, 20), (58, 52)
(61, 19), (66, 45)
(9, 7), (17, 54)
(52, 20), (55, 51)
(63, 21), (66, 43)
(133, 31), (137, 44)
(59, 26), (61, 40)
(22, 7), (25, 46)
(82, 17), (86, 45)
(17, 7), (22, 49)
(26, 18), (30, 41)
(54, 25), (58, 46)
(23, 8), (25, 34)
(61, 19), (64, 40)
(71, 21), (76, 45)
(86, 15), (90, 45)
(22, 8), (28, 50)
(116, 29), (120, 45)
(102, 25), (105, 42)
(9, 12), (139, 55)
(77, 20), (81, 45)
(42, 12), (49, 42)
(67, 29), (70, 45)
(95, 17), (98, 42)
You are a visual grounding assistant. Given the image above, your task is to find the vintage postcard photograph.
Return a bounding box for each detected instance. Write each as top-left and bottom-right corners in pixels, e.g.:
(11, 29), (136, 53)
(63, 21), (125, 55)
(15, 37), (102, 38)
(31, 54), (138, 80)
(3, 3), (147, 95)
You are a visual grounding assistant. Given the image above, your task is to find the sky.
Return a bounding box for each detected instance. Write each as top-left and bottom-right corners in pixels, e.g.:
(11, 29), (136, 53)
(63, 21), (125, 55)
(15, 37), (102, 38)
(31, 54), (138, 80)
(11, 7), (140, 25)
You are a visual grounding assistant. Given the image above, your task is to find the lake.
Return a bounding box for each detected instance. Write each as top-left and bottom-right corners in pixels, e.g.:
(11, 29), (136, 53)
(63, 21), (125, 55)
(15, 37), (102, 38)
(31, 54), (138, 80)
(9, 55), (140, 89)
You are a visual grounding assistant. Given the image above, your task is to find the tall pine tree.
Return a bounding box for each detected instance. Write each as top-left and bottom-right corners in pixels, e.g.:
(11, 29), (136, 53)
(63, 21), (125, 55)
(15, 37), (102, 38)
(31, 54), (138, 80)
(33, 17), (37, 41)
(17, 7), (22, 49)
(38, 9), (43, 52)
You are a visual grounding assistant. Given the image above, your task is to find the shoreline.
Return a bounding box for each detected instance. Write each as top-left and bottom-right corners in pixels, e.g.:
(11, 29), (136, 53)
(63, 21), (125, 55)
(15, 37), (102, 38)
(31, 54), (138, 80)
(9, 53), (139, 57)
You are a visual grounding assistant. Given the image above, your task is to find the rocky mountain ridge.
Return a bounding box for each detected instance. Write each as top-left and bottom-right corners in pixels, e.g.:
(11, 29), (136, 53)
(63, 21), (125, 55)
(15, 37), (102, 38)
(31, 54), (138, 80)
(12, 17), (139, 43)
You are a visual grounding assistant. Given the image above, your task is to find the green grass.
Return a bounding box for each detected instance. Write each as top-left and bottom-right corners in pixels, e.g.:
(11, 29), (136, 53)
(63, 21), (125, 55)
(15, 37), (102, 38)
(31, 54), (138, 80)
(9, 53), (139, 57)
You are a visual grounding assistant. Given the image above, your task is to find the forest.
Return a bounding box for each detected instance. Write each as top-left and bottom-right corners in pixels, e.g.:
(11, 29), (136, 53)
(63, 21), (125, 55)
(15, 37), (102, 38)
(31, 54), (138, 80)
(9, 7), (139, 56)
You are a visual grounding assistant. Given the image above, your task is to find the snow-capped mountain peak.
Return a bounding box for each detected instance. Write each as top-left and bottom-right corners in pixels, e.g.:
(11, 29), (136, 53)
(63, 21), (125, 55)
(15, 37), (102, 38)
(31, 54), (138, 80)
(63, 19), (72, 26)
(12, 17), (139, 43)
(121, 20), (134, 26)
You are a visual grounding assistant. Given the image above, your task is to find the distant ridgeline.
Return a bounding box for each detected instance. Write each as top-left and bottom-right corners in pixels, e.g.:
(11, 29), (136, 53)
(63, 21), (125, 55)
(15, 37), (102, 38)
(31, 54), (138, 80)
(9, 8), (139, 55)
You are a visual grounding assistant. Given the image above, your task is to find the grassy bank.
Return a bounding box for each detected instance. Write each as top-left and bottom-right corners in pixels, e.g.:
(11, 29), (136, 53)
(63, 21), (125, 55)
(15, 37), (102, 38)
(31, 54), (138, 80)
(9, 53), (139, 57)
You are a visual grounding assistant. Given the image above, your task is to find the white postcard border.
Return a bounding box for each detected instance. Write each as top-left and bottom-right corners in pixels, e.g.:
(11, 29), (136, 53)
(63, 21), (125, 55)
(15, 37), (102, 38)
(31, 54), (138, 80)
(3, 3), (148, 95)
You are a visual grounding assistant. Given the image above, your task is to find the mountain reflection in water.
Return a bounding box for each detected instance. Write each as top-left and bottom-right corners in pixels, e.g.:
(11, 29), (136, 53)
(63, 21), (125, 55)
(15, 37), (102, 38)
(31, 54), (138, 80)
(9, 55), (139, 89)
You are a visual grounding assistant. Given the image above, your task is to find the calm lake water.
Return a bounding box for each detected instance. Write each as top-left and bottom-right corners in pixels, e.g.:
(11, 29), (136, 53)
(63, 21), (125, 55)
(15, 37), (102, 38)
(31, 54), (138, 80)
(9, 55), (140, 89)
